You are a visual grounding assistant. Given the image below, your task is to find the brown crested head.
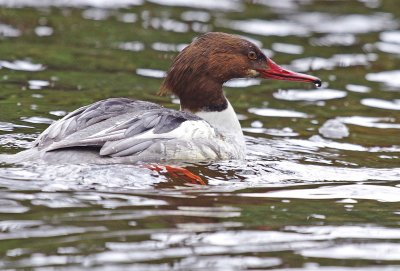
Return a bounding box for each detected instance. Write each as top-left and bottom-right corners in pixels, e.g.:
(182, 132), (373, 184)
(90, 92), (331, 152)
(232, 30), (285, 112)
(160, 32), (321, 112)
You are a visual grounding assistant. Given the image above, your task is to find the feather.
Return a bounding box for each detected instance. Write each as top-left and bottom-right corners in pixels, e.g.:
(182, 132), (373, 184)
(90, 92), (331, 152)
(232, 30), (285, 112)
(34, 98), (207, 160)
(100, 138), (153, 156)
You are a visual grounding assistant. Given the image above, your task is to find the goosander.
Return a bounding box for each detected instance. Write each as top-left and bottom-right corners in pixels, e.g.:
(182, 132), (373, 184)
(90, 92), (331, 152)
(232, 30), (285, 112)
(4, 32), (320, 164)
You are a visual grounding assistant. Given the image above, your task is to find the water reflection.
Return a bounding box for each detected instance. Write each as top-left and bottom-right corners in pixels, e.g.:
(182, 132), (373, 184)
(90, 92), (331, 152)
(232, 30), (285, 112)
(310, 33), (357, 46)
(366, 70), (400, 89)
(82, 8), (110, 20)
(148, 18), (189, 33)
(248, 107), (309, 118)
(117, 12), (137, 23)
(286, 225), (400, 239)
(224, 78), (261, 88)
(272, 42), (304, 54)
(136, 68), (166, 78)
(300, 243), (400, 260)
(345, 84), (371, 93)
(181, 11), (210, 22)
(256, 0), (303, 10)
(289, 12), (398, 34)
(28, 80), (50, 90)
(0, 122), (32, 132)
(273, 89), (347, 101)
(34, 26), (53, 36)
(0, 60), (45, 71)
(380, 30), (400, 43)
(147, 0), (243, 11)
(225, 19), (309, 37)
(0, 23), (21, 37)
(117, 41), (145, 51)
(0, 199), (29, 213)
(21, 116), (54, 124)
(0, 0), (144, 8)
(338, 116), (400, 129)
(241, 184), (400, 202)
(151, 42), (187, 52)
(243, 127), (299, 137)
(290, 54), (376, 72)
(375, 41), (400, 54)
(318, 119), (349, 139)
(361, 98), (400, 110)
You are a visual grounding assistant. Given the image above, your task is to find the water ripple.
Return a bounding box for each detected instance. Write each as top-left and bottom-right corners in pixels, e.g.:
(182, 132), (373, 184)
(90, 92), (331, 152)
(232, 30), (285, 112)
(273, 89), (347, 101)
(361, 98), (400, 110)
(0, 0), (144, 8)
(224, 19), (309, 37)
(310, 33), (357, 46)
(147, 18), (190, 33)
(345, 84), (371, 93)
(289, 12), (398, 34)
(319, 119), (349, 139)
(241, 184), (400, 202)
(136, 68), (166, 78)
(286, 225), (400, 239)
(0, 60), (45, 72)
(248, 107), (309, 118)
(21, 116), (55, 124)
(338, 116), (400, 129)
(290, 54), (377, 72)
(0, 220), (42, 231)
(0, 23), (21, 37)
(147, 0), (243, 11)
(28, 80), (50, 90)
(82, 8), (110, 20)
(0, 199), (29, 213)
(243, 127), (299, 137)
(181, 11), (210, 22)
(117, 12), (137, 23)
(151, 42), (187, 52)
(0, 122), (33, 132)
(299, 243), (400, 261)
(272, 42), (304, 54)
(34, 26), (53, 36)
(380, 30), (400, 43)
(375, 41), (400, 54)
(366, 70), (400, 89)
(117, 41), (145, 52)
(224, 78), (261, 88)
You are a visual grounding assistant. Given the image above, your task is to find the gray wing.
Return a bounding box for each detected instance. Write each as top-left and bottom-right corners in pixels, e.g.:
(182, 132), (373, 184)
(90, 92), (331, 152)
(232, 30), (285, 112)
(35, 98), (203, 158)
(35, 98), (161, 148)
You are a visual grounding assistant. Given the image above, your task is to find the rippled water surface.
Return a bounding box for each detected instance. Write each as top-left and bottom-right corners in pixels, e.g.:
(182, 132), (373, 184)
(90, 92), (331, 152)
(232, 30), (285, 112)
(0, 0), (400, 270)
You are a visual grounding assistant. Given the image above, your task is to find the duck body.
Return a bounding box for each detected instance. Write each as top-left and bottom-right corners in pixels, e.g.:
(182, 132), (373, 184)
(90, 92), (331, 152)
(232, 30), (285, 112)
(2, 32), (320, 165)
(8, 98), (245, 164)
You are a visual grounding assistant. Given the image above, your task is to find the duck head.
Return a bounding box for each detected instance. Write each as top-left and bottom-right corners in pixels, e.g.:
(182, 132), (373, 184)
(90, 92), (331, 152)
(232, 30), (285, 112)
(160, 32), (321, 112)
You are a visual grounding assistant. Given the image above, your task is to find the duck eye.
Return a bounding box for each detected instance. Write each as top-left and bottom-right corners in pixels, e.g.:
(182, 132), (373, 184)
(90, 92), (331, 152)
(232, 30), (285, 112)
(248, 51), (257, 60)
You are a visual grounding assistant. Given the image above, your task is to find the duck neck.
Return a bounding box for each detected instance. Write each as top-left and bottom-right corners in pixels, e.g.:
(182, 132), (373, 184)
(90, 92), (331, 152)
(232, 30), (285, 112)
(161, 68), (243, 136)
(178, 77), (228, 112)
(183, 98), (243, 137)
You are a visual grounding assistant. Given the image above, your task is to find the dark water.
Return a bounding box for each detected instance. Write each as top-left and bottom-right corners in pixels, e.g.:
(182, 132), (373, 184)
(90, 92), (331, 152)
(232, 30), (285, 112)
(0, 0), (400, 270)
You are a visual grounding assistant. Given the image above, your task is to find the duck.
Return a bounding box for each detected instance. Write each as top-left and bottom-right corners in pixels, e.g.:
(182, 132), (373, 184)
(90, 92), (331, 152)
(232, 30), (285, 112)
(2, 32), (321, 165)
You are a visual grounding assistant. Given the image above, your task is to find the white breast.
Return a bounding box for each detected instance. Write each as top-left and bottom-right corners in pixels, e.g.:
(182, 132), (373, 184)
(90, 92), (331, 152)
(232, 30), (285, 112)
(194, 101), (243, 137)
(178, 101), (246, 162)
(159, 119), (245, 161)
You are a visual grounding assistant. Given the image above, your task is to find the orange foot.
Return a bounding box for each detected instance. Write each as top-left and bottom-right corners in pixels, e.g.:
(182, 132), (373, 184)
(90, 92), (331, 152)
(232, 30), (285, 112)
(144, 165), (206, 185)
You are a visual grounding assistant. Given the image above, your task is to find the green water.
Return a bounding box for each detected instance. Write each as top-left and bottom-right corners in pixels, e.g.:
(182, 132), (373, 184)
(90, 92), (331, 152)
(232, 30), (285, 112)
(0, 0), (399, 270)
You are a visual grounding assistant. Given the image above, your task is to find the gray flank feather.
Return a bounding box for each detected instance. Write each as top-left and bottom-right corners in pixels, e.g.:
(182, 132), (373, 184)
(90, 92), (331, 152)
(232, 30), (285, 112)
(109, 140), (156, 157)
(34, 97), (206, 159)
(100, 138), (156, 156)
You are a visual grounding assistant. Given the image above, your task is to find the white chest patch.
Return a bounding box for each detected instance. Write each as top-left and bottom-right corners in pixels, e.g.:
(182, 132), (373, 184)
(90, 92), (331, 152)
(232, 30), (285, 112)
(194, 101), (243, 137)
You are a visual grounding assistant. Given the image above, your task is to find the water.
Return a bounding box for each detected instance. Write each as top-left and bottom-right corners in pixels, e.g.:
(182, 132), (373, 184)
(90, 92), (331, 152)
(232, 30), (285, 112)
(0, 0), (400, 270)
